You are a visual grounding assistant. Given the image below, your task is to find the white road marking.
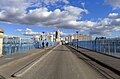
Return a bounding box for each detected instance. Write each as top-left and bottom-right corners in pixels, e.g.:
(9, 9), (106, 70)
(4, 58), (14, 60)
(0, 46), (53, 69)
(15, 45), (59, 77)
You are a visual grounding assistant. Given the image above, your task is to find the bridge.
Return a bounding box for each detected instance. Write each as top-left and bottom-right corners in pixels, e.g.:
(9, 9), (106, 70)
(0, 0), (120, 79)
(0, 44), (119, 79)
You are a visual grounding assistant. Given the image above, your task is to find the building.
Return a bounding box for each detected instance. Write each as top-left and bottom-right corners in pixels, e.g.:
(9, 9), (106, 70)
(3, 36), (22, 44)
(47, 33), (53, 42)
(55, 30), (61, 42)
(0, 28), (4, 56)
(68, 34), (94, 42)
(68, 35), (74, 42)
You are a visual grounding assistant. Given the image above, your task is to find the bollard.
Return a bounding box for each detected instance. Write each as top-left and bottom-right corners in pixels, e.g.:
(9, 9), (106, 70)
(0, 28), (4, 56)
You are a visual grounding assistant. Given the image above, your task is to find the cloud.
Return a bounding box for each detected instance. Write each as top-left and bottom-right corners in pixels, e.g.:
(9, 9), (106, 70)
(0, 1), (88, 29)
(0, 0), (90, 33)
(105, 0), (120, 9)
(16, 29), (23, 32)
(0, 0), (120, 35)
(64, 6), (88, 16)
(108, 13), (120, 19)
(89, 13), (120, 35)
(81, 2), (85, 8)
(26, 0), (69, 7)
(16, 28), (42, 36)
(60, 31), (68, 37)
(63, 0), (69, 4)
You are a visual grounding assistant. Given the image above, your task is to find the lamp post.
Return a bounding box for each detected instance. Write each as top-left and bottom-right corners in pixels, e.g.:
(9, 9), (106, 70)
(76, 31), (79, 48)
(42, 32), (45, 48)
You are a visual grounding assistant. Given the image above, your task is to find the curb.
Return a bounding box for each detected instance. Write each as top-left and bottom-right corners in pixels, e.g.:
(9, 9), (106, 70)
(69, 45), (120, 76)
(76, 45), (120, 59)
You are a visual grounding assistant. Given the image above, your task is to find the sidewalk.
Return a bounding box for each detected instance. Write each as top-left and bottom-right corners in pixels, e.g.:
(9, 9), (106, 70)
(0, 46), (55, 66)
(70, 45), (120, 75)
(0, 54), (3, 57)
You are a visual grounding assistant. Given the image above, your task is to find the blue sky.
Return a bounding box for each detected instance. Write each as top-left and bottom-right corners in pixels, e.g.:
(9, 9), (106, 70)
(0, 0), (120, 38)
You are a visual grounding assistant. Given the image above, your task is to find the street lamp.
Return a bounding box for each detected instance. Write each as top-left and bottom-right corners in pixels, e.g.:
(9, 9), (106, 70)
(42, 32), (45, 48)
(42, 32), (45, 40)
(76, 31), (79, 48)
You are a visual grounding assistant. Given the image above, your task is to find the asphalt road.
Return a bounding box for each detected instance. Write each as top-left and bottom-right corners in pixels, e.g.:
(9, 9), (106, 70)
(0, 46), (54, 79)
(17, 45), (106, 79)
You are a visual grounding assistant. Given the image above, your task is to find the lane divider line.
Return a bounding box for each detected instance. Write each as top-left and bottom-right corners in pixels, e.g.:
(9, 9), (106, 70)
(12, 45), (59, 77)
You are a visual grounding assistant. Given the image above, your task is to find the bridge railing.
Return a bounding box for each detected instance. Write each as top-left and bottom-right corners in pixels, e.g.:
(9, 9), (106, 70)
(69, 39), (120, 58)
(2, 38), (35, 55)
(2, 37), (57, 55)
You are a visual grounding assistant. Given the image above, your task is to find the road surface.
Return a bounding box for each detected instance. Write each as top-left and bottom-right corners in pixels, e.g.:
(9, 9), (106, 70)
(0, 46), (54, 79)
(17, 45), (106, 79)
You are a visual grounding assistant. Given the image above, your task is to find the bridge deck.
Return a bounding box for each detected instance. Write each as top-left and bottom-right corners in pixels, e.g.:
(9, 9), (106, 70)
(0, 45), (119, 79)
(70, 45), (120, 75)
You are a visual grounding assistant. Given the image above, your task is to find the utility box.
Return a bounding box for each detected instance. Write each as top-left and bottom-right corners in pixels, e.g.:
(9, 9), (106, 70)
(0, 28), (4, 56)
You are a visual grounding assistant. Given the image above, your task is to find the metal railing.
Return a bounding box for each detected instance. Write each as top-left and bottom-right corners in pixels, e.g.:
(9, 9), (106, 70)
(69, 38), (120, 58)
(2, 38), (57, 55)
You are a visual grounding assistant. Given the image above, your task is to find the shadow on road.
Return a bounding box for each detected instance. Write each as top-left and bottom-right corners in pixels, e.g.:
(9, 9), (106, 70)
(0, 75), (5, 79)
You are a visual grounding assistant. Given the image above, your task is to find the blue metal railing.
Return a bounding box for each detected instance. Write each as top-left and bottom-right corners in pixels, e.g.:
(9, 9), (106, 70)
(2, 38), (57, 55)
(69, 39), (120, 57)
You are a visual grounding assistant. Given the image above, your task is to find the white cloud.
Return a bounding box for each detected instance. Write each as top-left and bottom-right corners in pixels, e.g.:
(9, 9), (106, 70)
(16, 28), (42, 36)
(105, 0), (120, 9)
(26, 0), (69, 7)
(1, 5), (88, 29)
(1, 0), (120, 35)
(89, 13), (120, 35)
(0, 0), (90, 32)
(81, 2), (85, 8)
(108, 13), (120, 19)
(16, 29), (23, 32)
(64, 6), (88, 16)
(63, 0), (69, 4)
(60, 31), (68, 37)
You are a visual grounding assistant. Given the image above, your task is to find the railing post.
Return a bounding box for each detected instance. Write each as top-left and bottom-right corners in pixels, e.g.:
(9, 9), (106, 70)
(0, 28), (4, 56)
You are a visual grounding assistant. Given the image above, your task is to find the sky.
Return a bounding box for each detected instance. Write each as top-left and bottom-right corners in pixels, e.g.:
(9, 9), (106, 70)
(0, 0), (120, 38)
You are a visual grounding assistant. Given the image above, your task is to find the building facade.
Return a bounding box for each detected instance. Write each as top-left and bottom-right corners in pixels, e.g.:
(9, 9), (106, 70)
(47, 33), (53, 42)
(55, 30), (61, 42)
(0, 28), (4, 56)
(68, 34), (94, 42)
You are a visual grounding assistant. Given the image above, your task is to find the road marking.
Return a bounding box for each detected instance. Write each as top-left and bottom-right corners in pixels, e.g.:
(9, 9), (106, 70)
(4, 58), (14, 60)
(0, 46), (54, 69)
(13, 45), (59, 77)
(0, 50), (44, 69)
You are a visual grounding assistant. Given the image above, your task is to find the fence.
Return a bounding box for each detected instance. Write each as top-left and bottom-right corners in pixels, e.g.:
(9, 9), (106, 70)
(69, 38), (120, 58)
(2, 37), (57, 55)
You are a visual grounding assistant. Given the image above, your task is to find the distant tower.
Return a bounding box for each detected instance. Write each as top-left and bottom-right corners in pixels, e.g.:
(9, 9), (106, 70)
(47, 33), (53, 42)
(55, 30), (61, 42)
(0, 28), (4, 56)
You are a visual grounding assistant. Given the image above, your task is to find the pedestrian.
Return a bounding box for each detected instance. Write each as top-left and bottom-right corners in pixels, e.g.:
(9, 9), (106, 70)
(46, 42), (48, 47)
(42, 42), (44, 48)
